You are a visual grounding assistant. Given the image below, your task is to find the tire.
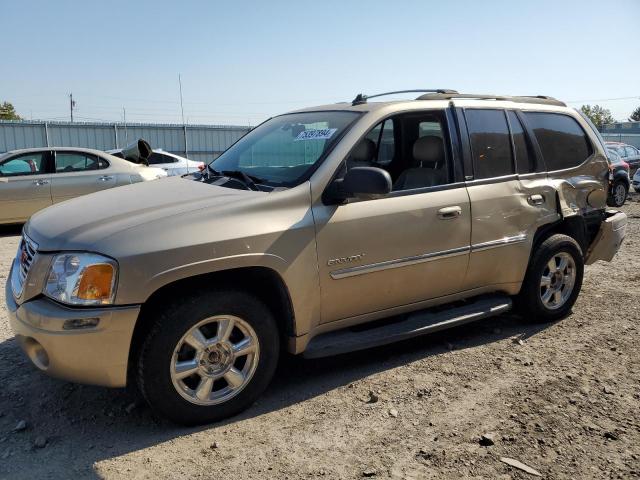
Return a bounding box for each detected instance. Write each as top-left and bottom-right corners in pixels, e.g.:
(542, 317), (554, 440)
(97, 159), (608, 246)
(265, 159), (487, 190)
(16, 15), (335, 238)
(137, 289), (280, 425)
(515, 234), (584, 323)
(608, 180), (628, 207)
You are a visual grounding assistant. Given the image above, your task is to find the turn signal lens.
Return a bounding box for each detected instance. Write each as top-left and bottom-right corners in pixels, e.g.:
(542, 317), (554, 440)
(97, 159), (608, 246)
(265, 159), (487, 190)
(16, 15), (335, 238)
(76, 264), (115, 301)
(44, 253), (118, 306)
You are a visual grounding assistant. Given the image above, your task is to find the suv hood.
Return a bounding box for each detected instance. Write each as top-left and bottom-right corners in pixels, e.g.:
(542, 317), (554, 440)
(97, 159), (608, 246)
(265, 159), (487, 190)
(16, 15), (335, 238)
(25, 177), (259, 251)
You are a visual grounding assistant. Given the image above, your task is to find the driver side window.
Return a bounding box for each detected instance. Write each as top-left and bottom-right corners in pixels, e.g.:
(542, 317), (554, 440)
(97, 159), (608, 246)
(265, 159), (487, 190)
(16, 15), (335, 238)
(0, 152), (47, 177)
(343, 110), (452, 193)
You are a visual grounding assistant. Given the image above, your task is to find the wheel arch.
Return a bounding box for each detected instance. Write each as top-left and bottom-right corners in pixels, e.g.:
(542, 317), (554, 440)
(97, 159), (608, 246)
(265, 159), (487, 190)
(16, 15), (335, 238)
(127, 266), (296, 384)
(530, 210), (604, 262)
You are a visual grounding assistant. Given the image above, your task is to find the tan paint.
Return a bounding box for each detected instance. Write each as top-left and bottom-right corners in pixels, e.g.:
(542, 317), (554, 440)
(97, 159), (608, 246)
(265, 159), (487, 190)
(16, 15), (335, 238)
(5, 96), (626, 388)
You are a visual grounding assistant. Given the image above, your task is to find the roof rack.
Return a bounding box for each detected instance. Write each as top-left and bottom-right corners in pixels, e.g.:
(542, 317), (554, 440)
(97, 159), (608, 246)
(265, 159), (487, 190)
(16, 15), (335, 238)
(415, 92), (566, 107)
(352, 89), (458, 106)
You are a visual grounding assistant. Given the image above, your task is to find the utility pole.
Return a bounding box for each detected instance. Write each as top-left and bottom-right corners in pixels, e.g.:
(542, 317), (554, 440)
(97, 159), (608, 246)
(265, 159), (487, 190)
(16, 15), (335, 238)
(179, 74), (189, 171)
(123, 107), (128, 143)
(69, 93), (75, 122)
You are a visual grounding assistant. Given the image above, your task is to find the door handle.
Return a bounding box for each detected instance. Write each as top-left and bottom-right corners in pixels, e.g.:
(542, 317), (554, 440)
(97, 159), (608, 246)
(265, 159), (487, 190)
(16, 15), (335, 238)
(528, 194), (544, 206)
(32, 179), (49, 186)
(99, 175), (114, 181)
(437, 206), (462, 219)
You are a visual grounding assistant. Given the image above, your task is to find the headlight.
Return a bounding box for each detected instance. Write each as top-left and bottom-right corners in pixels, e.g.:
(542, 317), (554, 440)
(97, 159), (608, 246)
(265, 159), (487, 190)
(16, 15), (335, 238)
(44, 253), (118, 306)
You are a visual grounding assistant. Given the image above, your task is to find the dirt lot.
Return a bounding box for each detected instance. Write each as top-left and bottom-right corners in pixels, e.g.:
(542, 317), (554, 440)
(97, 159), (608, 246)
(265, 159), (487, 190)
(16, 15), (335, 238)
(0, 197), (639, 480)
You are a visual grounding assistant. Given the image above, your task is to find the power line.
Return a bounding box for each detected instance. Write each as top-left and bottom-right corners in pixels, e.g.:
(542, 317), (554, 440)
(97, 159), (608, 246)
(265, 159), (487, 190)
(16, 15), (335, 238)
(566, 96), (640, 104)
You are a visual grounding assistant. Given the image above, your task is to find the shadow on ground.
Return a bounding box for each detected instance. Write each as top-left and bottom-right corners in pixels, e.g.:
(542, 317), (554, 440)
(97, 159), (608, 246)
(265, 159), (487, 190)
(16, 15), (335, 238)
(0, 310), (555, 479)
(0, 224), (22, 239)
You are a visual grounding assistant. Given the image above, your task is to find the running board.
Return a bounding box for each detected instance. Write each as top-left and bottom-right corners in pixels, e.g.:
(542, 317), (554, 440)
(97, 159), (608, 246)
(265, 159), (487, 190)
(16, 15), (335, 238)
(303, 295), (512, 359)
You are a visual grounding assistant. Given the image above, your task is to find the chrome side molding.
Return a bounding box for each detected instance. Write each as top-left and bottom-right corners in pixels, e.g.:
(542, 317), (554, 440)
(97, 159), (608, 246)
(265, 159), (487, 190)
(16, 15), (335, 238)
(470, 233), (527, 252)
(330, 234), (527, 279)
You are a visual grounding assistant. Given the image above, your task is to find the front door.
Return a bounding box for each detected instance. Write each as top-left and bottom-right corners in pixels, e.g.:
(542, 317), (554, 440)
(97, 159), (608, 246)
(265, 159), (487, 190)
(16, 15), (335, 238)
(312, 110), (471, 323)
(0, 151), (52, 223)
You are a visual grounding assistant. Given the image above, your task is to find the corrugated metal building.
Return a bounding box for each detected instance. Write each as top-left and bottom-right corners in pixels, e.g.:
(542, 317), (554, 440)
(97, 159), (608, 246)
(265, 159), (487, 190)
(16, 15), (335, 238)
(0, 120), (251, 163)
(601, 121), (640, 148)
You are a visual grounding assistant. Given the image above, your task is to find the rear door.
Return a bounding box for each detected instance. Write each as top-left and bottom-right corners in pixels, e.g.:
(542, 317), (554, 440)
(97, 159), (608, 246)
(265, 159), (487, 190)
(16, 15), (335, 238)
(0, 151), (52, 223)
(458, 107), (557, 292)
(51, 151), (116, 203)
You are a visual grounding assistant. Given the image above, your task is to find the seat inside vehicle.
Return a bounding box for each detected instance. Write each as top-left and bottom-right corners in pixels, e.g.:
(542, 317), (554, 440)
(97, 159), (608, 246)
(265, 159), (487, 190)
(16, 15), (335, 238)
(393, 135), (447, 190)
(346, 138), (376, 169)
(344, 111), (451, 192)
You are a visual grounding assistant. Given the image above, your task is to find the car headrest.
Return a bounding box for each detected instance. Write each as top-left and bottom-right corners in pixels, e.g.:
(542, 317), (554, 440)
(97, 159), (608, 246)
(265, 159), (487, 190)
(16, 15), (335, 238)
(413, 136), (444, 168)
(351, 138), (376, 163)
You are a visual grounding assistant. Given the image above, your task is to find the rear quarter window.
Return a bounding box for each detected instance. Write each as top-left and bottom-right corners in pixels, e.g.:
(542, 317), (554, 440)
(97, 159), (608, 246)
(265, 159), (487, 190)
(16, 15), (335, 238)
(524, 112), (593, 171)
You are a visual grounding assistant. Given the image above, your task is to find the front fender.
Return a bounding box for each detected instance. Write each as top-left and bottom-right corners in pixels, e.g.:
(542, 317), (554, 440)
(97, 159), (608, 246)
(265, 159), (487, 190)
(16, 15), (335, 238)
(144, 252), (288, 300)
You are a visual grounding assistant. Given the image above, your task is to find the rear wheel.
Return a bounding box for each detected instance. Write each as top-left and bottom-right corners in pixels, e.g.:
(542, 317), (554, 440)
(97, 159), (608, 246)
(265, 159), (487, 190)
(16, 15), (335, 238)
(137, 289), (279, 425)
(608, 180), (628, 207)
(516, 234), (584, 323)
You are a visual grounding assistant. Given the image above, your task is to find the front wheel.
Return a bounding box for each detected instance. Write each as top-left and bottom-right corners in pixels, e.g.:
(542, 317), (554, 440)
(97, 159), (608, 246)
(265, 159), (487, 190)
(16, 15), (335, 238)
(515, 234), (584, 323)
(137, 289), (280, 425)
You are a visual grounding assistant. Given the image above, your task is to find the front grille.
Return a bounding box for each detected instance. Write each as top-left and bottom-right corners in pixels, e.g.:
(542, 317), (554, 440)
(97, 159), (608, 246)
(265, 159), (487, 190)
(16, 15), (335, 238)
(12, 233), (38, 298)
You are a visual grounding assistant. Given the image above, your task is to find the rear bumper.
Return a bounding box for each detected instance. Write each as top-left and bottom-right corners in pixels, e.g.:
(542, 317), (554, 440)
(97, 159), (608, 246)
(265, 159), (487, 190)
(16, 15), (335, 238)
(5, 277), (140, 387)
(585, 210), (627, 265)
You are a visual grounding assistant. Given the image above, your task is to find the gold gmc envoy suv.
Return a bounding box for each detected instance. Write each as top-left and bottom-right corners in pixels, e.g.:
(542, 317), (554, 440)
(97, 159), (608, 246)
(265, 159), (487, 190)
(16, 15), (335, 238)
(6, 90), (627, 425)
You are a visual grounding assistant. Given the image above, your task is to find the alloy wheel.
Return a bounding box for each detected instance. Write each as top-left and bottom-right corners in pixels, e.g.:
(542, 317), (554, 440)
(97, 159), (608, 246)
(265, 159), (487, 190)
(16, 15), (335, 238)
(170, 315), (260, 406)
(539, 252), (576, 310)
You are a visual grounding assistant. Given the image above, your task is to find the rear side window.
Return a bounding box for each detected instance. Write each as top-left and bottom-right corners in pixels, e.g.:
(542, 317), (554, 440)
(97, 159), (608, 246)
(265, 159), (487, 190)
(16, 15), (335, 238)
(524, 113), (593, 171)
(55, 153), (99, 172)
(465, 109), (514, 179)
(148, 153), (176, 165)
(507, 111), (536, 173)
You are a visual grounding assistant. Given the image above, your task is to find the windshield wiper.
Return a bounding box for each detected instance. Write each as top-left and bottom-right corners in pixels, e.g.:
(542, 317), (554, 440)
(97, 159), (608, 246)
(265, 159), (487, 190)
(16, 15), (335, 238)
(204, 165), (264, 191)
(221, 170), (262, 191)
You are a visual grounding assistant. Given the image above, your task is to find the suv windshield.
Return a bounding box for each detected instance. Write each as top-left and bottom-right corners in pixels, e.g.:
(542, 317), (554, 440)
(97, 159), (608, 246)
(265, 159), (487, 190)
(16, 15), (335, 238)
(208, 111), (360, 187)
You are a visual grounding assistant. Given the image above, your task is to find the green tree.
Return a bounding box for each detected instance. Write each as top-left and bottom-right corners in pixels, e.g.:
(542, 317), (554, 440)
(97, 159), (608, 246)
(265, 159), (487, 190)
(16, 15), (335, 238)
(629, 106), (640, 122)
(580, 104), (615, 129)
(0, 101), (22, 120)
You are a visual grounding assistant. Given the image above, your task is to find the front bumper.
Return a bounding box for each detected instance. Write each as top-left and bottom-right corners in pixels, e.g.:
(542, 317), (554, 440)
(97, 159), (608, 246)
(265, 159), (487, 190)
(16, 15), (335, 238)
(585, 210), (627, 265)
(5, 272), (140, 387)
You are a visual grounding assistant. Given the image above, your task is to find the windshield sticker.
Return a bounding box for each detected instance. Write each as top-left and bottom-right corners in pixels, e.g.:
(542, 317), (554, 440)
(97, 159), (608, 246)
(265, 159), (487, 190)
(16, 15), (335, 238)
(294, 128), (337, 141)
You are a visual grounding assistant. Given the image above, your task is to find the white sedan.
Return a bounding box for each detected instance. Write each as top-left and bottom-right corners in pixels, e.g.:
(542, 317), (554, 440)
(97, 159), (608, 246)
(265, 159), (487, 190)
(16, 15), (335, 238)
(109, 148), (205, 176)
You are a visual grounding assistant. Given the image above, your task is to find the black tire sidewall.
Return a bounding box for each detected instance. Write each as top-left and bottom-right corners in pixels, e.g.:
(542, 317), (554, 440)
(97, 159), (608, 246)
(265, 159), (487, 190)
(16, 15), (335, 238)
(610, 181), (627, 207)
(137, 290), (280, 425)
(518, 234), (584, 323)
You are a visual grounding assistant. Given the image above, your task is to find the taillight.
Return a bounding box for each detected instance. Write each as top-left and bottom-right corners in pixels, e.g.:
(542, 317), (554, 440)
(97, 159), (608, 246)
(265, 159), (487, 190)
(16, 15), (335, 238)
(197, 162), (205, 171)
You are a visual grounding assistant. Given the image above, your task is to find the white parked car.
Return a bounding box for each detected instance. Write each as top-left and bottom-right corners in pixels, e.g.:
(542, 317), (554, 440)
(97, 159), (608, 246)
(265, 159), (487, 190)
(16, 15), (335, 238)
(108, 148), (205, 176)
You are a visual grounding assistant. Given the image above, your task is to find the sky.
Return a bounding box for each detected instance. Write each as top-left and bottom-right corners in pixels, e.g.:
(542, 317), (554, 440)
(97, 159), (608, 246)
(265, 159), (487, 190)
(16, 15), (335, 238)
(2, 0), (639, 126)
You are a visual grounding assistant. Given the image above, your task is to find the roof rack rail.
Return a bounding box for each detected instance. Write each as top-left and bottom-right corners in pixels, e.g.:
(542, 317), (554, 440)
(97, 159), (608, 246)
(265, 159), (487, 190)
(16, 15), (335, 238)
(352, 89), (458, 106)
(415, 92), (566, 107)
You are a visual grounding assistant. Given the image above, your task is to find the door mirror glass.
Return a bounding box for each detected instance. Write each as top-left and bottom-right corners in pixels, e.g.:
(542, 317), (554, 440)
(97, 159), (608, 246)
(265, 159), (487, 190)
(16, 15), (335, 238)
(330, 166), (392, 202)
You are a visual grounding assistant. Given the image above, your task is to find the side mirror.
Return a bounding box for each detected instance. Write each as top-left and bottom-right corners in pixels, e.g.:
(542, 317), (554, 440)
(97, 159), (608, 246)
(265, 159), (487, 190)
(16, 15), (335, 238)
(327, 167), (392, 203)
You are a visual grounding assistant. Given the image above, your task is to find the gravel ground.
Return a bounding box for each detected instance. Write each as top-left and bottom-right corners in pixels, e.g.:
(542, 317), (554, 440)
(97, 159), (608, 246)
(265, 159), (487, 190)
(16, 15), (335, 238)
(0, 196), (639, 480)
